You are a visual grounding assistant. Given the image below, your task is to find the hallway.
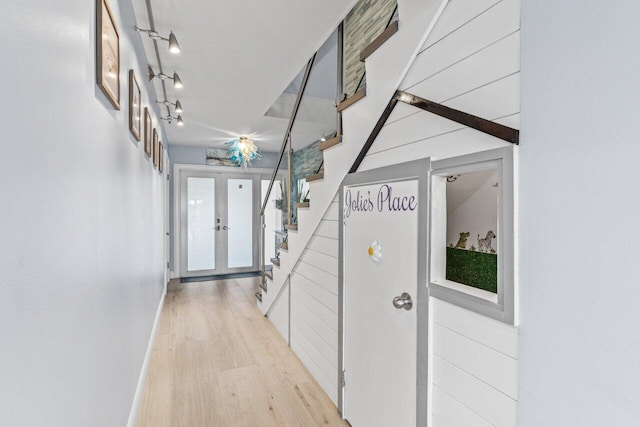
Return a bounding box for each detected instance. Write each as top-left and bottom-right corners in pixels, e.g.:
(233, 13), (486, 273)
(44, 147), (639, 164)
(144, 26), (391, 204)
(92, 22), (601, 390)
(137, 277), (348, 426)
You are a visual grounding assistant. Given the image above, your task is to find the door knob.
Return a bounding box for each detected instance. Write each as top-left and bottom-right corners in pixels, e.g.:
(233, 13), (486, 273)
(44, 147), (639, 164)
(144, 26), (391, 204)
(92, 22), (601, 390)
(223, 225), (230, 230)
(392, 293), (413, 310)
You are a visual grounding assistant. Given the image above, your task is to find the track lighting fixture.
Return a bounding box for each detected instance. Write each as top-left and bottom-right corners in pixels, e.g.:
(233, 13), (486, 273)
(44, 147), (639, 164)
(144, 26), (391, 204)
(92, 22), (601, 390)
(162, 114), (184, 126)
(157, 98), (183, 113)
(136, 27), (181, 54)
(148, 67), (183, 89)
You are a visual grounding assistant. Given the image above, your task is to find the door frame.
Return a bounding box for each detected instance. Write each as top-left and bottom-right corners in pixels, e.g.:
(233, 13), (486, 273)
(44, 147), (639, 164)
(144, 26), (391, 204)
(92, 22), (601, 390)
(338, 158), (431, 425)
(173, 163), (276, 278)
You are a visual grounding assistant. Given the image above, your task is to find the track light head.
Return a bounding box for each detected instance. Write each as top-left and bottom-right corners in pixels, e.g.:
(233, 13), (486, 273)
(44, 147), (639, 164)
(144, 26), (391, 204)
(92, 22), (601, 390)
(168, 31), (181, 54)
(173, 72), (183, 89)
(175, 99), (183, 113)
(137, 27), (181, 54)
(177, 115), (184, 126)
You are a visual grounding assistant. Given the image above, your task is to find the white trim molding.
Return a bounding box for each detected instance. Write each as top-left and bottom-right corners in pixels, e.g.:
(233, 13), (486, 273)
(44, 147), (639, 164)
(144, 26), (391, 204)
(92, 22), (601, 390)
(126, 286), (167, 427)
(429, 147), (518, 325)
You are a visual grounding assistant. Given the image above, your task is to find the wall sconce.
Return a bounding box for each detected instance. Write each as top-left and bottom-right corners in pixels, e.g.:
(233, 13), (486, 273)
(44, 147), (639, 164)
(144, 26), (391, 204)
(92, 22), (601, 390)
(136, 27), (181, 54)
(157, 99), (183, 113)
(148, 67), (183, 89)
(162, 115), (184, 126)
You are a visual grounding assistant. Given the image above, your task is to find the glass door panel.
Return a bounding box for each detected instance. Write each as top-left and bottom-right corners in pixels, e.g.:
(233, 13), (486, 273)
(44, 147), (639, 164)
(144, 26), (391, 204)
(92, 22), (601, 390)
(227, 179), (253, 268)
(187, 177), (216, 272)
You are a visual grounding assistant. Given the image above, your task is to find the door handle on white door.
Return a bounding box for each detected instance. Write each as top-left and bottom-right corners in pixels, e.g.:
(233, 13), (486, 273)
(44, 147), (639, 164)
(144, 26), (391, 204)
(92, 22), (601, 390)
(392, 293), (413, 310)
(223, 225), (230, 230)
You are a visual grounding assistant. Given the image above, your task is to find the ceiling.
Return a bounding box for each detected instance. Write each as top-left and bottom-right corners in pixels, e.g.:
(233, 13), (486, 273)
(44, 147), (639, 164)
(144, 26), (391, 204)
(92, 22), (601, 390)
(130, 0), (356, 152)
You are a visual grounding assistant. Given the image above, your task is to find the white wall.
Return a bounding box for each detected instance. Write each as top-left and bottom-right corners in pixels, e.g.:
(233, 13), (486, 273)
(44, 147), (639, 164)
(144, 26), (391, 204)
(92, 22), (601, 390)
(519, 1), (640, 425)
(446, 171), (499, 249)
(0, 1), (167, 426)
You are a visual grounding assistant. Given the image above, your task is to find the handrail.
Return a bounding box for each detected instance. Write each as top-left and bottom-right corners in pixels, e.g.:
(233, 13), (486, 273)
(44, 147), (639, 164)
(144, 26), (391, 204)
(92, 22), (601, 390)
(348, 90), (519, 173)
(260, 53), (318, 215)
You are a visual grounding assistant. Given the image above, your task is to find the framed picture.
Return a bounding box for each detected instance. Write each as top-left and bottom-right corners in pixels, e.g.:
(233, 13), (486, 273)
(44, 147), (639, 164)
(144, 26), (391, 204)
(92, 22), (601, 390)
(159, 142), (164, 173)
(206, 148), (233, 167)
(144, 108), (152, 157)
(96, 0), (120, 109)
(152, 128), (158, 169)
(128, 70), (141, 140)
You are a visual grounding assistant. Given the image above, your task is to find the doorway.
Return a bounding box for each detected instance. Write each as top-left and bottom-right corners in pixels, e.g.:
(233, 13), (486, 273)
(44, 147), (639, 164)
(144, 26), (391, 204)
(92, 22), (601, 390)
(179, 170), (261, 277)
(339, 159), (430, 426)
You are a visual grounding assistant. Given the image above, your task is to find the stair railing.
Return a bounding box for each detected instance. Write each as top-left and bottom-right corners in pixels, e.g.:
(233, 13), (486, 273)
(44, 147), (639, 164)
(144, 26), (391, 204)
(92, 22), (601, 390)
(259, 53), (317, 286)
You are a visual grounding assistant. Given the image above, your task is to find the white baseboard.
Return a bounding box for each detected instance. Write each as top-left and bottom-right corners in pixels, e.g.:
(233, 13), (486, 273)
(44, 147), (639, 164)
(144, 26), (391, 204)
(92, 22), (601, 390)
(126, 286), (167, 427)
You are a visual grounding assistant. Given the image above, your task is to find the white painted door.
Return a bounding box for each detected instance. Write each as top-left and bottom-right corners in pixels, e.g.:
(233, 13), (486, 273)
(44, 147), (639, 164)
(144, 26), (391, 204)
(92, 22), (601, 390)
(180, 171), (259, 277)
(343, 179), (419, 427)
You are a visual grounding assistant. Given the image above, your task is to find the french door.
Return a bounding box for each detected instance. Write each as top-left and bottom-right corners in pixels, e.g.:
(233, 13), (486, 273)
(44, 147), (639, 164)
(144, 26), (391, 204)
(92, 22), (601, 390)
(180, 171), (260, 277)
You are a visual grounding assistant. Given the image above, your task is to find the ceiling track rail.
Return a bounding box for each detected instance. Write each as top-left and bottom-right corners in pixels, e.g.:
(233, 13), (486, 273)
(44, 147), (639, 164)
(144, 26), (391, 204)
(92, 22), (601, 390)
(144, 0), (171, 117)
(349, 90), (519, 173)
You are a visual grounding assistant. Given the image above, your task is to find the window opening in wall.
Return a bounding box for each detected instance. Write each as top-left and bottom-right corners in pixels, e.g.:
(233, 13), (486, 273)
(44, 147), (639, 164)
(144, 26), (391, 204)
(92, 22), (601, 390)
(445, 170), (499, 294)
(429, 147), (516, 325)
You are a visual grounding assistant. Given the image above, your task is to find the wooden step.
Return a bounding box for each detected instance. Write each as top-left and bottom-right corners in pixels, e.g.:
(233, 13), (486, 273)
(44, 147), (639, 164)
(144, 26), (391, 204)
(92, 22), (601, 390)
(285, 224), (298, 231)
(260, 280), (267, 292)
(360, 20), (399, 62)
(320, 135), (342, 151)
(295, 202), (310, 209)
(255, 291), (262, 303)
(337, 87), (366, 112)
(279, 241), (289, 250)
(306, 172), (324, 183)
(264, 271), (273, 281)
(270, 257), (280, 267)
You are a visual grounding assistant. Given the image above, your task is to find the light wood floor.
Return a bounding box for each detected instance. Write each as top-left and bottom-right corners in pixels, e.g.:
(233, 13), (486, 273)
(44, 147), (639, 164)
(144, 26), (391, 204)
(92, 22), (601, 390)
(137, 276), (349, 427)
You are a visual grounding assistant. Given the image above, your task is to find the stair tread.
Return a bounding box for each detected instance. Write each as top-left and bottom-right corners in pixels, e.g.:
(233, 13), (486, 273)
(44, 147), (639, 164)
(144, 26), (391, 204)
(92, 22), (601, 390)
(306, 172), (324, 182)
(279, 242), (289, 250)
(260, 281), (267, 292)
(270, 257), (280, 267)
(319, 135), (342, 151)
(264, 271), (273, 280)
(360, 20), (399, 62)
(337, 87), (366, 112)
(285, 224), (298, 231)
(295, 202), (310, 208)
(255, 291), (262, 302)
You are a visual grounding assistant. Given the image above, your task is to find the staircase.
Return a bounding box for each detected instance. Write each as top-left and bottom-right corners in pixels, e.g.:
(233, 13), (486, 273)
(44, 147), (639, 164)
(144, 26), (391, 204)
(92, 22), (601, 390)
(257, 0), (451, 316)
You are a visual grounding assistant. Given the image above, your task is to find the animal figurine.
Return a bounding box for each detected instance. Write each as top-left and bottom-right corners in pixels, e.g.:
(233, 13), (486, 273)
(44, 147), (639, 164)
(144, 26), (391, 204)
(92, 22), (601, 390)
(454, 232), (470, 249)
(478, 230), (496, 253)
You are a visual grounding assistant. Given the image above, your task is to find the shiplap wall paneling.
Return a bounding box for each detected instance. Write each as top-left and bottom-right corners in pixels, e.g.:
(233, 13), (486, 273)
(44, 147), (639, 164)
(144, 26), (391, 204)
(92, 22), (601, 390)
(290, 197), (340, 405)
